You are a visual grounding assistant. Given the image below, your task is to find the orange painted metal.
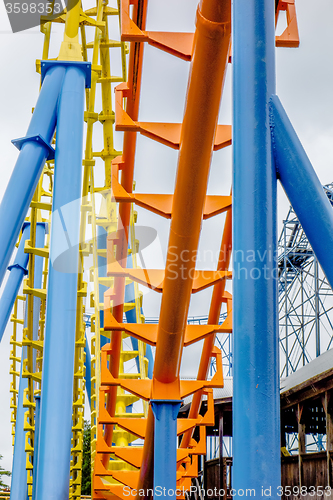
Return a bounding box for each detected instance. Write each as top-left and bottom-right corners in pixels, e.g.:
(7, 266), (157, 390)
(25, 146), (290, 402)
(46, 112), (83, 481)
(275, 0), (299, 48)
(181, 208), (232, 450)
(136, 0), (232, 495)
(104, 313), (231, 347)
(121, 0), (194, 61)
(153, 0), (231, 387)
(107, 260), (231, 294)
(102, 0), (148, 466)
(115, 86), (232, 150)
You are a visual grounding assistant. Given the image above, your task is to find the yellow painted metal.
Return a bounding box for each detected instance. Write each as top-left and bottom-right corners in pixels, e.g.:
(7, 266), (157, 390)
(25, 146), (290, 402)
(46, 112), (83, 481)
(58, 0), (82, 61)
(80, 1), (149, 488)
(21, 176), (45, 498)
(9, 296), (25, 446)
(8, 1), (145, 497)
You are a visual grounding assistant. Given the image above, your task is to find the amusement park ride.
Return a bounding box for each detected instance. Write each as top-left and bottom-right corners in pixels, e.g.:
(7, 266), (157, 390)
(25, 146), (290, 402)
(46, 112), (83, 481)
(1, 0), (333, 499)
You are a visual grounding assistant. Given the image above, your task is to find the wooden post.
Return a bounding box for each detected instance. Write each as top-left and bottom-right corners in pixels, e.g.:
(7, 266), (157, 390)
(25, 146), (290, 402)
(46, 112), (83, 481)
(219, 410), (227, 500)
(297, 403), (305, 487)
(323, 391), (333, 486)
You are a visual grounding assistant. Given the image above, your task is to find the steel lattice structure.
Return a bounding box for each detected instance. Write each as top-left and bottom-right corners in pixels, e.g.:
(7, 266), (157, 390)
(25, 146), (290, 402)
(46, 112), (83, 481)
(278, 184), (333, 378)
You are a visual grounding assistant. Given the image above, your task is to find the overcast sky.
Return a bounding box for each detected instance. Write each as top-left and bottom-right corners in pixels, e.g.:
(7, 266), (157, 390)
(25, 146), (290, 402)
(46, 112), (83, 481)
(0, 0), (333, 483)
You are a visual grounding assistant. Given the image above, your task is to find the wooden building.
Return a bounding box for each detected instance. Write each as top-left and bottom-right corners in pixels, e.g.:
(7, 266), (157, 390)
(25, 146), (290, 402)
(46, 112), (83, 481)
(180, 349), (333, 499)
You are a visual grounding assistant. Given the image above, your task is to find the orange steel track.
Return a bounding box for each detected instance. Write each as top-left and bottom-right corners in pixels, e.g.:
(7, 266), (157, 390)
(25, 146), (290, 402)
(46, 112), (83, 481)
(93, 0), (299, 498)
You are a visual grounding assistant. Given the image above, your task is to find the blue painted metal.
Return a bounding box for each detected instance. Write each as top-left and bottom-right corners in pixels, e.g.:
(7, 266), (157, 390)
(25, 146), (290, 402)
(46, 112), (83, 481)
(270, 94), (333, 290)
(10, 347), (29, 500)
(150, 400), (181, 499)
(125, 252), (154, 378)
(12, 135), (55, 161)
(0, 65), (65, 287)
(0, 223), (30, 343)
(41, 60), (92, 89)
(232, 0), (280, 495)
(10, 224), (45, 500)
(32, 223), (47, 370)
(97, 225), (109, 348)
(32, 395), (41, 500)
(84, 335), (91, 409)
(35, 65), (86, 500)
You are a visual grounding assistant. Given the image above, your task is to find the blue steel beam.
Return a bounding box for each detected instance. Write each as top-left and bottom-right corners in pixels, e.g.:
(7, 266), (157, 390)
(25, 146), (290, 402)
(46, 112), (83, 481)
(35, 63), (87, 500)
(125, 252), (154, 378)
(0, 66), (65, 287)
(10, 350), (29, 500)
(0, 223), (30, 343)
(151, 401), (181, 499)
(84, 335), (91, 408)
(31, 223), (47, 368)
(31, 395), (40, 500)
(10, 225), (45, 500)
(270, 94), (333, 291)
(232, 0), (280, 496)
(97, 225), (111, 348)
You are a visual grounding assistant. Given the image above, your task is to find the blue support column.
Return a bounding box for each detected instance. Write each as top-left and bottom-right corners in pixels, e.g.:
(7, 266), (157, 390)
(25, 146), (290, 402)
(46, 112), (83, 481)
(35, 63), (88, 500)
(10, 348), (29, 500)
(151, 400), (181, 500)
(31, 395), (41, 500)
(232, 0), (280, 496)
(32, 223), (47, 352)
(84, 335), (91, 409)
(97, 225), (110, 348)
(10, 225), (46, 500)
(125, 252), (154, 378)
(270, 94), (333, 290)
(0, 223), (30, 343)
(0, 66), (65, 287)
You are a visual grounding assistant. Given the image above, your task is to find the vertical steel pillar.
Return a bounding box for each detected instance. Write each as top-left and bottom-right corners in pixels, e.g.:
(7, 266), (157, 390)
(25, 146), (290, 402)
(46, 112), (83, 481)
(97, 225), (110, 348)
(32, 223), (47, 363)
(10, 348), (29, 500)
(84, 335), (91, 408)
(150, 401), (181, 499)
(0, 66), (65, 286)
(0, 223), (30, 342)
(125, 252), (154, 378)
(35, 64), (87, 500)
(31, 395), (40, 500)
(314, 257), (320, 357)
(10, 225), (45, 500)
(233, 0), (280, 495)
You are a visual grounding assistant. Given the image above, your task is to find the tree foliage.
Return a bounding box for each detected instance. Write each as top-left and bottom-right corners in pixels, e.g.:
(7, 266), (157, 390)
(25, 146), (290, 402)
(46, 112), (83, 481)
(81, 420), (91, 496)
(0, 455), (11, 489)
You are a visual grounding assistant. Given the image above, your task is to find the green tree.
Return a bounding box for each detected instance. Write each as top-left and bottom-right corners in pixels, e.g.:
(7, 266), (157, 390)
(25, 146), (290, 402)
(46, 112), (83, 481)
(0, 455), (11, 489)
(81, 420), (91, 496)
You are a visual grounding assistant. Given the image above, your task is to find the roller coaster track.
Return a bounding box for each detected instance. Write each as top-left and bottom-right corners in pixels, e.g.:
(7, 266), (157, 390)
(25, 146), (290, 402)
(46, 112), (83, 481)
(0, 0), (302, 498)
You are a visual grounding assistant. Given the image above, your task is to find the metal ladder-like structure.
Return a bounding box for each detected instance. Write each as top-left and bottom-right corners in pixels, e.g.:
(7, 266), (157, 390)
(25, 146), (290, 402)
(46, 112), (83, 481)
(278, 184), (333, 377)
(92, 0), (298, 498)
(6, 0), (332, 498)
(2, 1), (150, 499)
